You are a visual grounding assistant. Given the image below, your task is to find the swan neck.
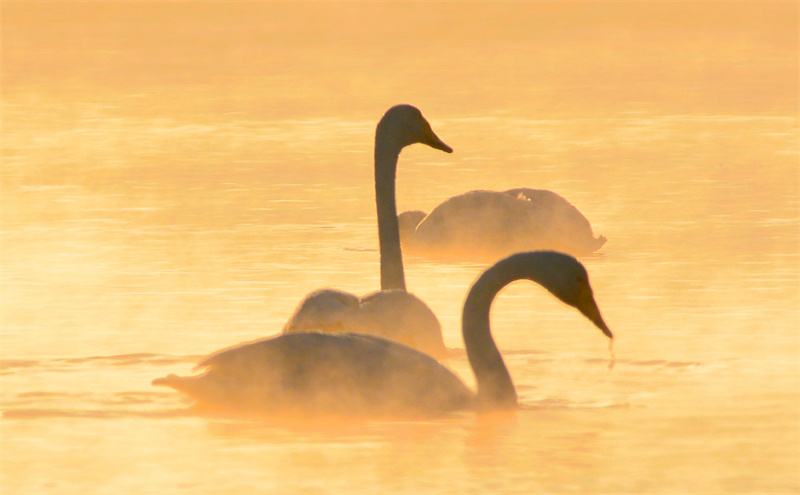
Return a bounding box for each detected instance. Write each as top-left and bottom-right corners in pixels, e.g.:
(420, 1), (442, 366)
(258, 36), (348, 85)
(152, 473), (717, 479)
(462, 264), (520, 409)
(374, 139), (406, 291)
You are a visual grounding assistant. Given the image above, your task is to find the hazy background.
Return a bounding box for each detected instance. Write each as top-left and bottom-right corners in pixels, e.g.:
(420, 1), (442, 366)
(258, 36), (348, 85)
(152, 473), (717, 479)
(2, 2), (798, 494)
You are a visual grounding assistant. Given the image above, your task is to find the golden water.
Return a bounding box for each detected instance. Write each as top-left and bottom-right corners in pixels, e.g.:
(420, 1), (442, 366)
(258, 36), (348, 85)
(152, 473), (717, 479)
(2, 2), (798, 493)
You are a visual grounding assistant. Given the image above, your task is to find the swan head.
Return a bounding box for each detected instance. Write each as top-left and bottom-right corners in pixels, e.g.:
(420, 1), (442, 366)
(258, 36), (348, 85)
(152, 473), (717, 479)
(512, 251), (613, 340)
(376, 104), (453, 154)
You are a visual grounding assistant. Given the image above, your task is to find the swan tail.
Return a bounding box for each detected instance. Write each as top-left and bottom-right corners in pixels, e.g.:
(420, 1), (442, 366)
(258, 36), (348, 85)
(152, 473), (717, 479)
(152, 373), (211, 403)
(564, 233), (607, 257)
(152, 374), (204, 396)
(152, 373), (181, 388)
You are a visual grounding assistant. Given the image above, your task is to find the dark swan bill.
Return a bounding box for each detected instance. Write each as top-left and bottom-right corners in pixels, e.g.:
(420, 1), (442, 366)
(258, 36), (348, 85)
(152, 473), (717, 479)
(153, 251), (613, 419)
(421, 118), (453, 153)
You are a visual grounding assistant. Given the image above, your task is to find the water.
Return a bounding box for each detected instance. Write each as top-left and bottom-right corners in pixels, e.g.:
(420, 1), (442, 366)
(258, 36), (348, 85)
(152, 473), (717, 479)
(2, 3), (798, 494)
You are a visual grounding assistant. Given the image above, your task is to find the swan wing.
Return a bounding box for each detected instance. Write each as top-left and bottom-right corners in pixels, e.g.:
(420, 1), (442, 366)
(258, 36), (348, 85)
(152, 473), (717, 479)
(504, 188), (606, 254)
(356, 290), (447, 359)
(413, 190), (542, 259)
(410, 189), (605, 259)
(282, 288), (360, 334)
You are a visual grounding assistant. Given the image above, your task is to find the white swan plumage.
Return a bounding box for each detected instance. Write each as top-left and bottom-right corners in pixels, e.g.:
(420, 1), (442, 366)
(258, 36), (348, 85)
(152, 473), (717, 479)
(281, 105), (453, 359)
(399, 188), (606, 261)
(282, 288), (445, 360)
(152, 251), (613, 418)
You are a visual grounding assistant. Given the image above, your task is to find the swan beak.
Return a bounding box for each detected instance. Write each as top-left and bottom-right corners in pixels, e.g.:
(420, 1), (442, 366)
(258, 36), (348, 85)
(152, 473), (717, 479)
(423, 123), (453, 153)
(578, 291), (613, 340)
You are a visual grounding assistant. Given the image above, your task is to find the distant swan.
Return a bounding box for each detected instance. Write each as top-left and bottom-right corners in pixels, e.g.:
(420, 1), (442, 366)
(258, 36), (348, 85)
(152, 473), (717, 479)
(399, 188), (606, 260)
(152, 251), (613, 418)
(281, 105), (453, 359)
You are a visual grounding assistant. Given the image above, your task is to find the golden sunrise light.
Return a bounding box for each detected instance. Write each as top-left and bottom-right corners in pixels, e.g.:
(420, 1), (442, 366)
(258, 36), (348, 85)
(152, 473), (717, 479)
(2, 2), (798, 494)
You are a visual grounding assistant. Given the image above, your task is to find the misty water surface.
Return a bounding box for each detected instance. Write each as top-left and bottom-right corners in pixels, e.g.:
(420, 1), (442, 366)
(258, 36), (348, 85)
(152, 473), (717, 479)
(2, 3), (798, 494)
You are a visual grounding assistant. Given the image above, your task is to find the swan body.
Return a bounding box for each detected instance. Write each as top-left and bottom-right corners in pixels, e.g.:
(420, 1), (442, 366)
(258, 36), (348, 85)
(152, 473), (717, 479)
(153, 251), (613, 418)
(281, 105), (452, 358)
(154, 333), (471, 418)
(399, 188), (606, 260)
(283, 288), (447, 359)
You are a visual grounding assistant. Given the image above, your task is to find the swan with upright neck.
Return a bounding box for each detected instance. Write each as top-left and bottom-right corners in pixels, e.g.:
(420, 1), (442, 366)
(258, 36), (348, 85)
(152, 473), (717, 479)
(153, 251), (613, 418)
(281, 105), (452, 359)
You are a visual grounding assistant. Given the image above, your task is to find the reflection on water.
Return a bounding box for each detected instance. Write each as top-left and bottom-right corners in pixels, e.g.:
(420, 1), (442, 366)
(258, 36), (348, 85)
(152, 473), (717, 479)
(2, 2), (799, 494)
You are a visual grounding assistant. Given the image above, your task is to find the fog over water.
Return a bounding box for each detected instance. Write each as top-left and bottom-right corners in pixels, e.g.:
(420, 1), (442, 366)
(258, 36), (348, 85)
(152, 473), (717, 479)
(2, 2), (798, 494)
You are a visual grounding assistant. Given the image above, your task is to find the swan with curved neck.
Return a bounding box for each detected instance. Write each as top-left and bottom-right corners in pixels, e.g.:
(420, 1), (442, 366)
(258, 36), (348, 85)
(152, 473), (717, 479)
(399, 188), (607, 261)
(153, 251), (613, 417)
(281, 105), (453, 358)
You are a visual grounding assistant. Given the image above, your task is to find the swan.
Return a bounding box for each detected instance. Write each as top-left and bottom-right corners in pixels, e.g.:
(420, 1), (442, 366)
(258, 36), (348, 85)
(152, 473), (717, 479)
(152, 251), (613, 418)
(398, 188), (607, 261)
(281, 105), (453, 359)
